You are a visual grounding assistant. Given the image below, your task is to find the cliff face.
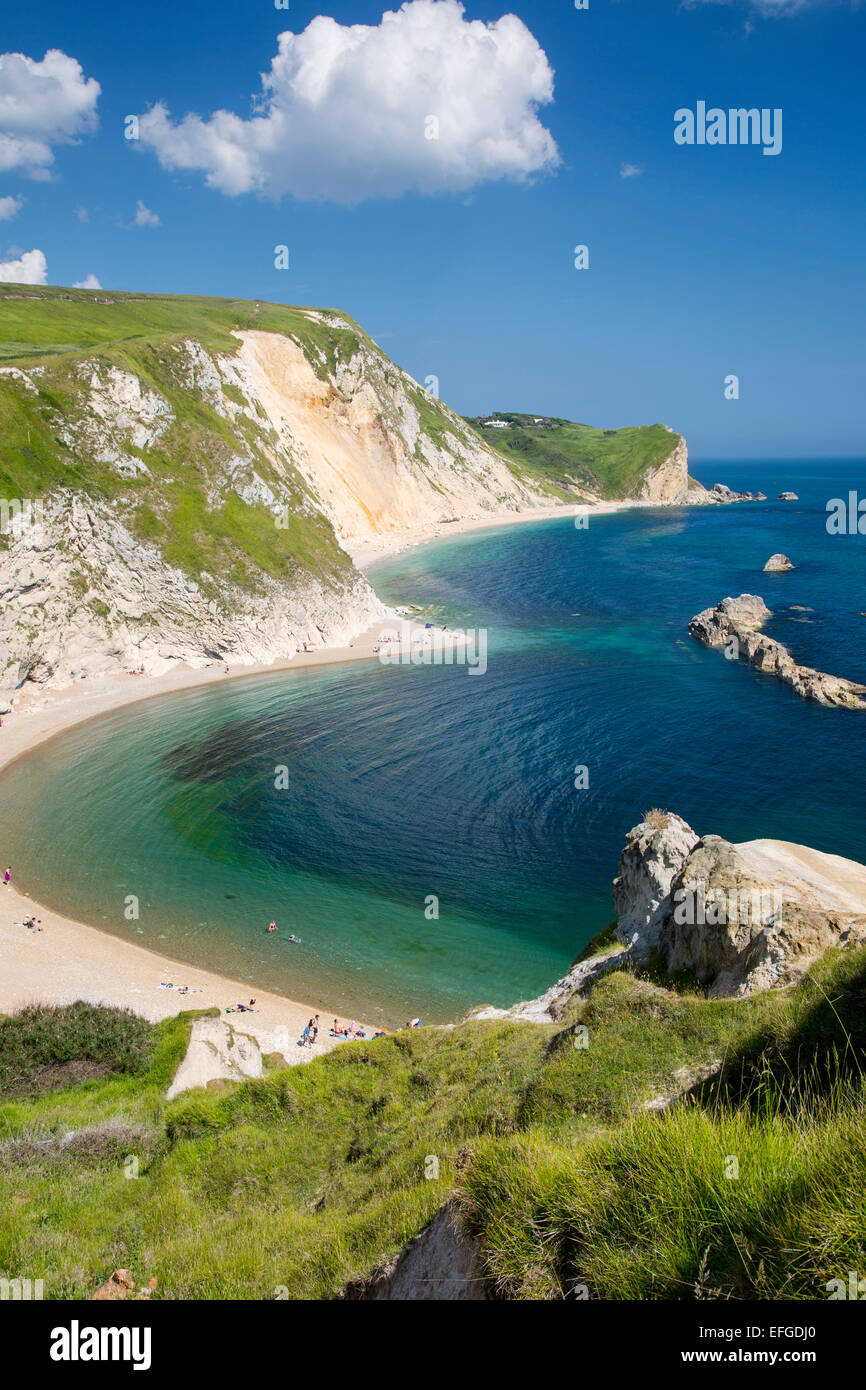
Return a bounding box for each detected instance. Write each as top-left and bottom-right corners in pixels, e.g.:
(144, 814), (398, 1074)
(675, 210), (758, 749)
(474, 810), (866, 1019)
(0, 491), (387, 707)
(0, 296), (550, 708)
(0, 289), (702, 709)
(235, 327), (540, 544)
(637, 433), (691, 504)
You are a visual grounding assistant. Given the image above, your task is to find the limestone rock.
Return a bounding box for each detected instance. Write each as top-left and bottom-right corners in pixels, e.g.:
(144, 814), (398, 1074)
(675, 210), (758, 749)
(763, 553), (794, 572)
(689, 594), (866, 709)
(778, 491), (799, 500)
(489, 814), (866, 1016)
(612, 813), (700, 955)
(342, 1202), (489, 1301)
(166, 1016), (264, 1099)
(658, 832), (866, 996)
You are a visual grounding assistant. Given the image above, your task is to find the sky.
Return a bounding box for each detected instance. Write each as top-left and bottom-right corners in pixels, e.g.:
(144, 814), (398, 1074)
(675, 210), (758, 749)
(0, 0), (863, 459)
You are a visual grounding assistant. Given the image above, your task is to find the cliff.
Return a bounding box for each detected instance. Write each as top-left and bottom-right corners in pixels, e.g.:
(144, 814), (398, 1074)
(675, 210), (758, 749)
(1, 285), (729, 710)
(0, 287), (549, 708)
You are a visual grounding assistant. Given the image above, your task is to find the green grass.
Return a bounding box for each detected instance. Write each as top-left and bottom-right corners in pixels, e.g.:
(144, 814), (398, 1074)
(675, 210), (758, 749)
(464, 412), (681, 500)
(0, 284), (374, 375)
(2, 950), (866, 1300)
(0, 292), (355, 593)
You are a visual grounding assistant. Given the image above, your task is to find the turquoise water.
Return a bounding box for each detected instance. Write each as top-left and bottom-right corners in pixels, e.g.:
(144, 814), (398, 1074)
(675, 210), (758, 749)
(2, 459), (865, 1024)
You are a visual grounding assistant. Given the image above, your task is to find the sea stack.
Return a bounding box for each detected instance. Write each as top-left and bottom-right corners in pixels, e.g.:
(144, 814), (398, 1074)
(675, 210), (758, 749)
(777, 491), (799, 501)
(763, 553), (794, 572)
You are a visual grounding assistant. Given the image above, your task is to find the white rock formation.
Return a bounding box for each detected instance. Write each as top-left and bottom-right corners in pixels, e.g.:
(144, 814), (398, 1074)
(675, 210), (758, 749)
(166, 1015), (264, 1099)
(478, 811), (866, 1016)
(344, 1202), (489, 1301)
(763, 553), (794, 572)
(0, 493), (389, 710)
(689, 594), (866, 708)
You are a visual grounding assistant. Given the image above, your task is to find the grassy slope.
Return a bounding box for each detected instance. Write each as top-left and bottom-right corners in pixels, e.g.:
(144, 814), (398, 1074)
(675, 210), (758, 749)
(463, 412), (680, 501)
(2, 949), (865, 1300)
(0, 286), (381, 591)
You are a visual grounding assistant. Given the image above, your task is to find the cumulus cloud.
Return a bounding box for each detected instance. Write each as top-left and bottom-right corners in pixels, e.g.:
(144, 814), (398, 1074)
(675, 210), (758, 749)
(73, 272), (101, 288)
(138, 0), (559, 202)
(619, 162), (643, 179)
(0, 49), (100, 177)
(0, 194), (22, 219)
(0, 246), (47, 283)
(132, 199), (160, 226)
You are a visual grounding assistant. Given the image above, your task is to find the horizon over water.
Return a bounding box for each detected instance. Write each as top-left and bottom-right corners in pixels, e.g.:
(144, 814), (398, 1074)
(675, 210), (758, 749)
(2, 458), (865, 1026)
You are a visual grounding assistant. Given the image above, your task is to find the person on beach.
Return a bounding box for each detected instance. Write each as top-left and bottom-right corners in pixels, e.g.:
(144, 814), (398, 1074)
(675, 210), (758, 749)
(3, 867), (10, 886)
(301, 1018), (315, 1047)
(312, 1015), (320, 1043)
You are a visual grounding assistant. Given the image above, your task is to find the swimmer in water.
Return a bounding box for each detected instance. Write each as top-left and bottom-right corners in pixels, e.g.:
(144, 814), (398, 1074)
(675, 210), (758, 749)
(267, 920), (277, 933)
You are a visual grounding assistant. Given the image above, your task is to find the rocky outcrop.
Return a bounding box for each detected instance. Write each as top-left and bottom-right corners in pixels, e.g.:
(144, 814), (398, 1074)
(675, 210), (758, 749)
(684, 481), (766, 506)
(637, 433), (690, 504)
(612, 812), (700, 952)
(636, 434), (763, 508)
(0, 492), (389, 711)
(342, 1202), (490, 1301)
(763, 553), (794, 572)
(689, 594), (866, 709)
(166, 1015), (264, 1099)
(778, 491), (799, 501)
(479, 811), (866, 1014)
(659, 831), (866, 996)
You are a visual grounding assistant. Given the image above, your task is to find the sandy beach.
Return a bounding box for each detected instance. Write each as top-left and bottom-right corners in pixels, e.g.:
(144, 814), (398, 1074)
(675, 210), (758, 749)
(0, 615), (456, 1053)
(347, 499), (630, 569)
(0, 497), (622, 1052)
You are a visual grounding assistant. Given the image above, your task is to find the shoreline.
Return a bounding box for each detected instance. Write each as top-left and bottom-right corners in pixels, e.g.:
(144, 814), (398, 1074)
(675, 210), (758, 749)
(347, 499), (631, 570)
(0, 615), (461, 1049)
(0, 493), (664, 1044)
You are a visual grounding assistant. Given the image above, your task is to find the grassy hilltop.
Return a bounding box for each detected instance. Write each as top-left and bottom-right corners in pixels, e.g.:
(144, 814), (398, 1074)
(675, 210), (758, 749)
(0, 286), (379, 588)
(0, 286), (683, 586)
(2, 945), (865, 1301)
(463, 411), (681, 501)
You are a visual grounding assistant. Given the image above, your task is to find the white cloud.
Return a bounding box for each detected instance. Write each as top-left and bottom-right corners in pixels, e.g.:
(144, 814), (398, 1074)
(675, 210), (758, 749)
(619, 162), (643, 179)
(73, 272), (101, 288)
(132, 199), (160, 226)
(0, 193), (22, 219)
(138, 0), (559, 202)
(0, 49), (100, 177)
(0, 246), (47, 283)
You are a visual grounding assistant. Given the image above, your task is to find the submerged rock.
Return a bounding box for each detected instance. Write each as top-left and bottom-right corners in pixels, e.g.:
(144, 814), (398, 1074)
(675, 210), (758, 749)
(763, 553), (794, 572)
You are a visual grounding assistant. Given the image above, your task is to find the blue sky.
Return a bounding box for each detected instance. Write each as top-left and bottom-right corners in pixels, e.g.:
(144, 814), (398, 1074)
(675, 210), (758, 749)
(1, 0), (863, 459)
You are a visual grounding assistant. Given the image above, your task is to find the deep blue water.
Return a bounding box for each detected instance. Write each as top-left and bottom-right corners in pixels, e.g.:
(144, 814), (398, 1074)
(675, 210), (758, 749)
(1, 458), (864, 1023)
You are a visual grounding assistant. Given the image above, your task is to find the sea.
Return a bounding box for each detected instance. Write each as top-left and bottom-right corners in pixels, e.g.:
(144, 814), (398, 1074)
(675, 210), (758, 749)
(1, 458), (864, 1025)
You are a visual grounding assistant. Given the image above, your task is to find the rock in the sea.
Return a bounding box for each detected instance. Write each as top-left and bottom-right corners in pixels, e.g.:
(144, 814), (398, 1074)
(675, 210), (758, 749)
(777, 491), (799, 501)
(689, 594), (866, 709)
(763, 553), (794, 572)
(685, 481), (766, 506)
